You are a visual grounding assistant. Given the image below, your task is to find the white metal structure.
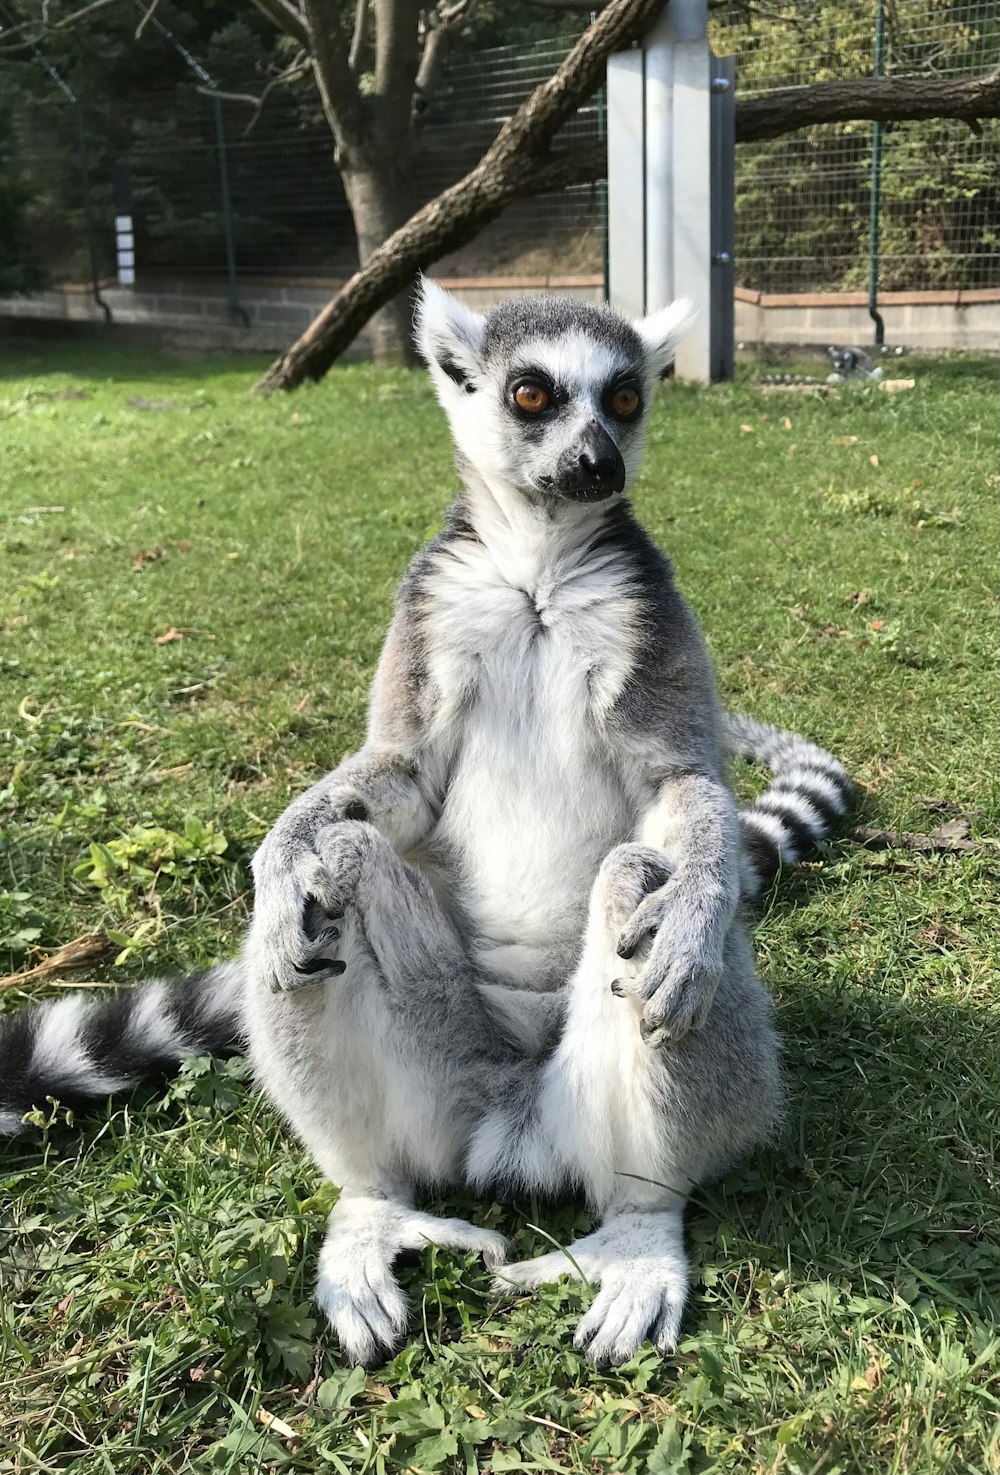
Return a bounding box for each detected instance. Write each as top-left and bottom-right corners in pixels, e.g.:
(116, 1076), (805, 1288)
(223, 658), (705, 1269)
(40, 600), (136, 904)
(607, 0), (734, 383)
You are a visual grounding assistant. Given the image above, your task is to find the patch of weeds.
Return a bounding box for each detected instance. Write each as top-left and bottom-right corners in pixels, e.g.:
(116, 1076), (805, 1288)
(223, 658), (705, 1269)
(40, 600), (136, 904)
(0, 889), (47, 965)
(73, 813), (232, 908)
(163, 1054), (252, 1115)
(826, 484), (963, 525)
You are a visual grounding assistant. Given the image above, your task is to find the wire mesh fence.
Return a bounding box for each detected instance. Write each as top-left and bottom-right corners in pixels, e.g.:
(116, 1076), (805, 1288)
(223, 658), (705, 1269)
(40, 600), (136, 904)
(5, 30), (605, 292)
(2, 4), (997, 301)
(712, 0), (1000, 292)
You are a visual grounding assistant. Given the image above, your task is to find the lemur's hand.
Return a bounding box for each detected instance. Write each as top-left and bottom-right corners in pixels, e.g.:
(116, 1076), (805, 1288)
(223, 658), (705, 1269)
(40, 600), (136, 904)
(251, 820), (386, 995)
(248, 783), (374, 995)
(613, 882), (725, 1046)
(248, 756), (434, 995)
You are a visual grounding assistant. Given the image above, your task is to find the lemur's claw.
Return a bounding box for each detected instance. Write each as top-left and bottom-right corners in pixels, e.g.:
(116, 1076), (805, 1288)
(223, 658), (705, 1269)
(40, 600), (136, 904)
(294, 956), (345, 977)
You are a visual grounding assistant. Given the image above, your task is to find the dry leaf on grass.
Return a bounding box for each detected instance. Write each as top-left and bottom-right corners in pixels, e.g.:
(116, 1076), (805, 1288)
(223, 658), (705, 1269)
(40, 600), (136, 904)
(153, 626), (195, 644)
(132, 547), (165, 572)
(256, 1408), (298, 1447)
(0, 932), (113, 991)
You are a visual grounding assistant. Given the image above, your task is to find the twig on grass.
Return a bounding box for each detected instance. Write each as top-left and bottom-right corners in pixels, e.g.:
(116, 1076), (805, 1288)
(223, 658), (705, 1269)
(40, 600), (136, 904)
(852, 818), (990, 855)
(0, 932), (113, 991)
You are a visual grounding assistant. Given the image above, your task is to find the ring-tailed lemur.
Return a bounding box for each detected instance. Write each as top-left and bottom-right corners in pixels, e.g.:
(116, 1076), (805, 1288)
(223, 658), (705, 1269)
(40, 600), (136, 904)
(0, 282), (851, 1368)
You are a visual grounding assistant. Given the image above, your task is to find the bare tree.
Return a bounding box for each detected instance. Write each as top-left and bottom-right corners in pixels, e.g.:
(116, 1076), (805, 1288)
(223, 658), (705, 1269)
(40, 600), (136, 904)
(247, 0), (475, 365)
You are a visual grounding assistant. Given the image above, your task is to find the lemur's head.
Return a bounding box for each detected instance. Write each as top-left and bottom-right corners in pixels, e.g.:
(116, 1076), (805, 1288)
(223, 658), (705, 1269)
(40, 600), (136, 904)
(416, 279), (693, 505)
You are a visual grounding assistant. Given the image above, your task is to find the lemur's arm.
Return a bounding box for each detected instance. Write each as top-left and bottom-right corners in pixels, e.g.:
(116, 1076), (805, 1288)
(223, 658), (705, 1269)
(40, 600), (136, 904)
(613, 593), (741, 1045)
(249, 607), (440, 993)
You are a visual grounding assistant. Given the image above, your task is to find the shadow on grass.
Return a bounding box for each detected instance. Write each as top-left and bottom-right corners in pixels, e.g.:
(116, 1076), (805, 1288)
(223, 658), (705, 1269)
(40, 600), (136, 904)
(0, 327), (272, 386)
(699, 980), (999, 1319)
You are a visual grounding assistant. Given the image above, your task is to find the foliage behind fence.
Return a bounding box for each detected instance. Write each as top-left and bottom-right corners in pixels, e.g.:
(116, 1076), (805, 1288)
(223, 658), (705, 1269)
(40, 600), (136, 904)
(712, 0), (999, 292)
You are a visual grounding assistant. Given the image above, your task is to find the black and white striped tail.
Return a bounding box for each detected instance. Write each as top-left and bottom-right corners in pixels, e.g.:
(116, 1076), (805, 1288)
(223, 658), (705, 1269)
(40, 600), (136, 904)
(725, 713), (852, 895)
(0, 960), (245, 1137)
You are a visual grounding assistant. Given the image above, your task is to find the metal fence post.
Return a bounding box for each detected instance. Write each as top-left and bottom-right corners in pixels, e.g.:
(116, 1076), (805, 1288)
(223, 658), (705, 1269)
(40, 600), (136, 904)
(71, 100), (112, 324)
(868, 0), (886, 348)
(710, 57), (735, 381)
(133, 0), (248, 325)
(25, 46), (112, 322)
(211, 93), (244, 324)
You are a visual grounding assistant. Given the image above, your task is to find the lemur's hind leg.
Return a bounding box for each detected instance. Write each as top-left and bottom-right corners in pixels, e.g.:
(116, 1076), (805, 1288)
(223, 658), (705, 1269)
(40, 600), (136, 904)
(243, 821), (514, 1365)
(473, 843), (781, 1366)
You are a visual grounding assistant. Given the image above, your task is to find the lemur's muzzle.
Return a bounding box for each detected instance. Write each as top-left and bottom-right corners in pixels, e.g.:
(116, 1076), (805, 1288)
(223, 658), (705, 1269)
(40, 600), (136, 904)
(556, 423), (626, 501)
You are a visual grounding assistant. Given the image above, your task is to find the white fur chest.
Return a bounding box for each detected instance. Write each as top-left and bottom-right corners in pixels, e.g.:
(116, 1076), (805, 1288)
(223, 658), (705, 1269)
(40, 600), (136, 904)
(419, 521), (641, 988)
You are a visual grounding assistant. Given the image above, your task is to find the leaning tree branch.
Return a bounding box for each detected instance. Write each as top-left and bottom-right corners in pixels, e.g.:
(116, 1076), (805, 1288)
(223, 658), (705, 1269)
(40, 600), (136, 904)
(348, 0), (368, 72)
(521, 67), (1000, 192)
(301, 0), (367, 161)
(515, 0), (609, 10)
(0, 0), (123, 52)
(253, 0), (668, 392)
(248, 0), (311, 48)
(413, 0), (470, 136)
(196, 50), (312, 136)
(735, 69), (1000, 140)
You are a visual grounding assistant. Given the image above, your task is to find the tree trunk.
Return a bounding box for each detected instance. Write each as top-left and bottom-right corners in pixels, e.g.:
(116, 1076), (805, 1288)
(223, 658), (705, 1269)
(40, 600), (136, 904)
(514, 69), (1000, 193)
(341, 158), (419, 366)
(735, 69), (1000, 142)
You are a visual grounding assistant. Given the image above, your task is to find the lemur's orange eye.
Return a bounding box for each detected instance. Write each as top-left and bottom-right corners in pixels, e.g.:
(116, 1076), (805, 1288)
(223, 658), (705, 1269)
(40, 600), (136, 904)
(513, 382), (550, 414)
(608, 385), (640, 418)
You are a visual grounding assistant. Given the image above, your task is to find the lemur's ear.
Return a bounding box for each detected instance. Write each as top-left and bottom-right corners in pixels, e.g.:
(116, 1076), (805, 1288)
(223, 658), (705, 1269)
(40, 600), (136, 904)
(634, 298), (697, 377)
(415, 276), (486, 391)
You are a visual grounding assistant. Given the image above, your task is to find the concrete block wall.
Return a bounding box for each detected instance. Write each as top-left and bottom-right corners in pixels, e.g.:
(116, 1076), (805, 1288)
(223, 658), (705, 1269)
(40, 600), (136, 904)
(734, 287), (1000, 353)
(1, 277), (996, 356)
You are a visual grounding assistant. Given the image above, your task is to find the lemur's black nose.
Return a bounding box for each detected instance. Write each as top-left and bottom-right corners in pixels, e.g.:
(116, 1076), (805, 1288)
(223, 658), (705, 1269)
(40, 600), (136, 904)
(580, 448), (620, 482)
(554, 423), (625, 501)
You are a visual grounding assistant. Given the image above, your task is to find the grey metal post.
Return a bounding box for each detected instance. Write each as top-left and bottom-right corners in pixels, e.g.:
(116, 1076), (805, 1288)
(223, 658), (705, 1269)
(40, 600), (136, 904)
(709, 56), (735, 381)
(606, 1), (736, 382)
(211, 93), (243, 323)
(607, 45), (647, 321)
(868, 0), (886, 348)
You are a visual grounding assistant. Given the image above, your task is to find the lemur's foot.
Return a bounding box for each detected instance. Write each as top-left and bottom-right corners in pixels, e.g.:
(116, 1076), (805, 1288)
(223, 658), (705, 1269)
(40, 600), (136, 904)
(318, 1197), (511, 1366)
(493, 1210), (687, 1367)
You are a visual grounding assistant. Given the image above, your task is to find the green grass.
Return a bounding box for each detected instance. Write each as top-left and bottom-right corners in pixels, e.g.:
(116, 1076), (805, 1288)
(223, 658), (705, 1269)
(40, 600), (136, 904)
(0, 336), (997, 1475)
